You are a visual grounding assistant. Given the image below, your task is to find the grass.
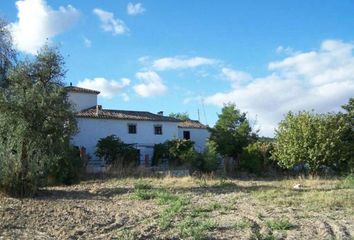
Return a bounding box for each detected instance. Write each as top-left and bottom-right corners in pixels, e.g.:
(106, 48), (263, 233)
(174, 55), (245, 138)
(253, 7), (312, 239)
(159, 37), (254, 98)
(266, 218), (293, 230)
(234, 218), (253, 230)
(178, 216), (217, 240)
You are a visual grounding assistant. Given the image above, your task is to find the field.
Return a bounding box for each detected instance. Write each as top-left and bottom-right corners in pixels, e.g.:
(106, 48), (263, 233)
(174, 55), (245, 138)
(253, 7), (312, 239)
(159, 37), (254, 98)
(0, 176), (353, 239)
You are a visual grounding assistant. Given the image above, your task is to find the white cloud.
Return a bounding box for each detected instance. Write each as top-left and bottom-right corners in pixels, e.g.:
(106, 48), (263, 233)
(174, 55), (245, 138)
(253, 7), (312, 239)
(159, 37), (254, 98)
(205, 39), (354, 137)
(276, 46), (298, 55)
(93, 8), (129, 35)
(133, 71), (167, 97)
(152, 57), (216, 71)
(9, 0), (80, 54)
(78, 77), (130, 98)
(83, 37), (91, 48)
(221, 67), (253, 87)
(127, 3), (145, 16)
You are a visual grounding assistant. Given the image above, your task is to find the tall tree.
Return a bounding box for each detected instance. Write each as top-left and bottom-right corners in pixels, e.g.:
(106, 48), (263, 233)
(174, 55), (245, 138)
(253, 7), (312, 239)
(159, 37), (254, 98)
(0, 46), (77, 197)
(210, 103), (257, 160)
(0, 19), (16, 87)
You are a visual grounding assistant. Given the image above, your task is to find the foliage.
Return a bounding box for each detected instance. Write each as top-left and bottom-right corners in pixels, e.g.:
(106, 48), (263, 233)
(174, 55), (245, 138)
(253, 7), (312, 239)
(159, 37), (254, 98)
(240, 141), (274, 175)
(152, 142), (169, 166)
(0, 19), (16, 87)
(48, 146), (84, 185)
(210, 103), (257, 159)
(152, 139), (220, 173)
(95, 135), (139, 167)
(272, 111), (350, 175)
(200, 140), (219, 172)
(0, 46), (77, 197)
(266, 218), (293, 230)
(340, 98), (354, 173)
(168, 112), (190, 120)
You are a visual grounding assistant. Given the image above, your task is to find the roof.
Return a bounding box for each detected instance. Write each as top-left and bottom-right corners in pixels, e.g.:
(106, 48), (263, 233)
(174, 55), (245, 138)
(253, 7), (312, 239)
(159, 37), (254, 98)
(65, 86), (100, 94)
(178, 120), (208, 129)
(75, 106), (181, 122)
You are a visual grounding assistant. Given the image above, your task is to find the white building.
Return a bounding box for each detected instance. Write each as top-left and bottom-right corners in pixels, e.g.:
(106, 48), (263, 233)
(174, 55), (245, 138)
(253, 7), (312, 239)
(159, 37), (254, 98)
(66, 86), (209, 171)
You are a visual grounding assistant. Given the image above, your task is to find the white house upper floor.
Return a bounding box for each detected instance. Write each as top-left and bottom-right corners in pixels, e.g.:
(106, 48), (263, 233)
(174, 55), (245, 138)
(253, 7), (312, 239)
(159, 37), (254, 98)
(65, 85), (210, 164)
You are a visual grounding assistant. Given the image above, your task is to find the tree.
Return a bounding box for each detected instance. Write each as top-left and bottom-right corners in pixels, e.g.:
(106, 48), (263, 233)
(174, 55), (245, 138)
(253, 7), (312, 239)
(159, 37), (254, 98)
(95, 135), (139, 167)
(0, 19), (16, 87)
(169, 112), (190, 120)
(272, 111), (349, 175)
(0, 46), (78, 197)
(340, 98), (354, 173)
(210, 103), (257, 160)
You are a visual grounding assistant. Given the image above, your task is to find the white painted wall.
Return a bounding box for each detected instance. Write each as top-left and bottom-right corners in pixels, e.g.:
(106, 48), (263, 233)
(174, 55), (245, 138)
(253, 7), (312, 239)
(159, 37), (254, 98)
(178, 128), (210, 152)
(71, 118), (179, 163)
(67, 92), (97, 112)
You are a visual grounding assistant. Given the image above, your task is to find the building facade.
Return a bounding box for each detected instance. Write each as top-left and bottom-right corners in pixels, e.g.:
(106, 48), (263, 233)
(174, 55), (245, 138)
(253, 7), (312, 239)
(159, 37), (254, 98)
(66, 86), (210, 171)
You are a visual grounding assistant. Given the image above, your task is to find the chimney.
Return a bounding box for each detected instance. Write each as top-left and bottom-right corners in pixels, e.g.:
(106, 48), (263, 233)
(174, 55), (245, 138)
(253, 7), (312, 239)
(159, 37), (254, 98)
(96, 105), (102, 115)
(157, 111), (163, 116)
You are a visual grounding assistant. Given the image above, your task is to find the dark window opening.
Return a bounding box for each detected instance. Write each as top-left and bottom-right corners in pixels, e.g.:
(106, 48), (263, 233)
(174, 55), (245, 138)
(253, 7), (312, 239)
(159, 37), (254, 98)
(183, 131), (190, 140)
(154, 125), (162, 135)
(128, 124), (137, 134)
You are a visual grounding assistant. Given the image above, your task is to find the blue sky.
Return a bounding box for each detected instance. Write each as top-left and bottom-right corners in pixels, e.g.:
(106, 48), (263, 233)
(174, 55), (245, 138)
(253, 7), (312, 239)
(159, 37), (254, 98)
(1, 0), (354, 136)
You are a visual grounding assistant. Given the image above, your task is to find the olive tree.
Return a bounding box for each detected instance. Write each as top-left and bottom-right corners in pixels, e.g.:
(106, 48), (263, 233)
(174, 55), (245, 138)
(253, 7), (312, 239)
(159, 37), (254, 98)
(0, 47), (77, 197)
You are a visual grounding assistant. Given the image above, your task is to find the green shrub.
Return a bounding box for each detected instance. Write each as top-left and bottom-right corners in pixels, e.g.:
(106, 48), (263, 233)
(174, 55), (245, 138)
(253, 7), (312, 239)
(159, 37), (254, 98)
(49, 145), (84, 185)
(95, 135), (139, 167)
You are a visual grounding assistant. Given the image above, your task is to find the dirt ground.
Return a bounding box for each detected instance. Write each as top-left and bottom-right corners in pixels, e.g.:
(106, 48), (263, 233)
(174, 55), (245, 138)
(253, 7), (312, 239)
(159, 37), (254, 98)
(0, 176), (353, 240)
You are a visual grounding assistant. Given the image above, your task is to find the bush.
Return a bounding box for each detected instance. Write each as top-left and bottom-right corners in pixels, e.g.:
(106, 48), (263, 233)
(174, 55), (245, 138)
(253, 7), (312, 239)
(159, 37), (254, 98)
(48, 145), (84, 185)
(272, 111), (350, 175)
(95, 135), (139, 167)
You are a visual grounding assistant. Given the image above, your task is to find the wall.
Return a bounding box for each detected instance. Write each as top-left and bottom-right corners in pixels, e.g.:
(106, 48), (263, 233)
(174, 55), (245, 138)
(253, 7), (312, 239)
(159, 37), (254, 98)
(67, 92), (97, 112)
(178, 128), (210, 152)
(71, 118), (179, 163)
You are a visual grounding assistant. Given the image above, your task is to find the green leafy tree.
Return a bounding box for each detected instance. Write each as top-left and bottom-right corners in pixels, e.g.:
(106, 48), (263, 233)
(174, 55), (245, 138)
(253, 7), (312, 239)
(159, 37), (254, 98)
(210, 103), (257, 160)
(272, 111), (349, 175)
(340, 98), (354, 173)
(0, 46), (78, 197)
(169, 112), (190, 120)
(95, 135), (139, 167)
(0, 19), (16, 86)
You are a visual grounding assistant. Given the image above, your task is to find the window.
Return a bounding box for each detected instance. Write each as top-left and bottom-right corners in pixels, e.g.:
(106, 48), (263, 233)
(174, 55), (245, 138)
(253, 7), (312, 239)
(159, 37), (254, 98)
(154, 125), (162, 135)
(183, 131), (190, 140)
(128, 124), (137, 134)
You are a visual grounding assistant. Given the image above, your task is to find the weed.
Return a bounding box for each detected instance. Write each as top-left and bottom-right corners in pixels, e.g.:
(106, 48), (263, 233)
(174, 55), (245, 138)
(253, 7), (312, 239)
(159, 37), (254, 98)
(250, 231), (278, 240)
(266, 218), (292, 230)
(131, 189), (157, 200)
(116, 229), (138, 240)
(339, 175), (354, 189)
(233, 218), (253, 230)
(134, 181), (153, 190)
(178, 216), (217, 240)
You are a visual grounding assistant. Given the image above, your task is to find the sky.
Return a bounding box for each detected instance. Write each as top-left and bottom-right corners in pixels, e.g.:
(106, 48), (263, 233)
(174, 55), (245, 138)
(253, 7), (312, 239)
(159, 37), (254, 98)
(1, 0), (354, 136)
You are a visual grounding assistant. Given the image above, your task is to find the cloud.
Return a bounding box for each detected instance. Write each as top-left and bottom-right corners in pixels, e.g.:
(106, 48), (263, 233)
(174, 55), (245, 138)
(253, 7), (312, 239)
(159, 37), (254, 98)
(83, 37), (91, 48)
(205, 40), (354, 137)
(221, 67), (253, 87)
(9, 0), (80, 54)
(93, 8), (129, 35)
(78, 77), (130, 98)
(133, 71), (167, 97)
(127, 3), (145, 15)
(152, 56), (217, 71)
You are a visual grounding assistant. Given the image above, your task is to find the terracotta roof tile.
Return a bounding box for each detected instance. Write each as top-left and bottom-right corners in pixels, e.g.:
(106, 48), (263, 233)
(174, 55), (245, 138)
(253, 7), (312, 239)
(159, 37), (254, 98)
(178, 120), (208, 129)
(75, 107), (181, 122)
(65, 86), (100, 94)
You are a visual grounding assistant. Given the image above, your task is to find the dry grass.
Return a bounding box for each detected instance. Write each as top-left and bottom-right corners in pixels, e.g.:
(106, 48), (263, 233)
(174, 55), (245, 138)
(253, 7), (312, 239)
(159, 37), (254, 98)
(0, 176), (353, 239)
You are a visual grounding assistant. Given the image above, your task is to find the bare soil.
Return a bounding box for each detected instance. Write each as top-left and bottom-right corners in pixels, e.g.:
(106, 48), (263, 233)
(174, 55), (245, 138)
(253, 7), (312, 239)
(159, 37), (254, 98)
(0, 177), (353, 239)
